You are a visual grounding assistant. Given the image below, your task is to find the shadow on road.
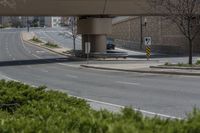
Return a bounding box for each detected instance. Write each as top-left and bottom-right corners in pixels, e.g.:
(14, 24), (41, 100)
(0, 58), (76, 67)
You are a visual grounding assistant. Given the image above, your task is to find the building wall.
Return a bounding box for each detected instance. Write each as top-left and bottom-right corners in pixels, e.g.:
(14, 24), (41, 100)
(111, 16), (200, 54)
(0, 16), (12, 26)
(60, 17), (69, 26)
(45, 17), (61, 27)
(44, 17), (51, 27)
(0, 16), (36, 27)
(0, 16), (62, 28)
(51, 17), (61, 27)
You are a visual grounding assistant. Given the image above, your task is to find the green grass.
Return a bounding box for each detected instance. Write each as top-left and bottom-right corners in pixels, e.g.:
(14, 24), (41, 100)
(0, 24), (11, 29)
(58, 33), (65, 36)
(1, 80), (200, 133)
(31, 37), (43, 43)
(196, 60), (200, 65)
(44, 42), (59, 48)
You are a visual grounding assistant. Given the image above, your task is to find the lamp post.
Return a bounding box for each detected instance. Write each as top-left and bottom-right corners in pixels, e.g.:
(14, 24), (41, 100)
(140, 16), (147, 50)
(19, 16), (22, 28)
(26, 16), (30, 32)
(1, 17), (3, 30)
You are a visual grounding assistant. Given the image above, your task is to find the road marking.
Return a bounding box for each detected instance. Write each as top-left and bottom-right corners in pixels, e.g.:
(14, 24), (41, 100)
(0, 72), (182, 120)
(65, 74), (78, 79)
(36, 50), (45, 53)
(41, 69), (49, 73)
(32, 54), (41, 59)
(58, 63), (80, 68)
(5, 47), (13, 58)
(0, 72), (19, 82)
(27, 66), (32, 69)
(116, 81), (141, 86)
(39, 37), (46, 39)
(69, 95), (182, 120)
(20, 33), (32, 54)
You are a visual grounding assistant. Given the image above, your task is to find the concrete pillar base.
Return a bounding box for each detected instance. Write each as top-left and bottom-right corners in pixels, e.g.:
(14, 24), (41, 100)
(82, 35), (106, 52)
(78, 17), (112, 53)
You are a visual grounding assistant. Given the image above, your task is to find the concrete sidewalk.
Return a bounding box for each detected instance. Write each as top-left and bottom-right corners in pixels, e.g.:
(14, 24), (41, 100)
(81, 62), (200, 76)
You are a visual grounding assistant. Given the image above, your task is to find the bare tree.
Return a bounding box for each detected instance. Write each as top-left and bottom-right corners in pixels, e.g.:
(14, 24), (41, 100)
(151, 0), (200, 64)
(0, 0), (26, 8)
(0, 0), (16, 8)
(68, 17), (78, 52)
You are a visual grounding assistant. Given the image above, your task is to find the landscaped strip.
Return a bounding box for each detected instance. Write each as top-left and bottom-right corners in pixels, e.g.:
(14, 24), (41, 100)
(44, 41), (59, 48)
(0, 80), (200, 133)
(163, 61), (200, 67)
(30, 36), (43, 43)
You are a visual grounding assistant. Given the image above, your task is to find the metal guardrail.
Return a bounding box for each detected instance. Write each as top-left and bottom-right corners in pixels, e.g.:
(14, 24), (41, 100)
(91, 51), (128, 58)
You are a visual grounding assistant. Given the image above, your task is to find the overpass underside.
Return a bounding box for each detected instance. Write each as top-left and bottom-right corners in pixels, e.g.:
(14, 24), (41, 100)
(0, 0), (158, 53)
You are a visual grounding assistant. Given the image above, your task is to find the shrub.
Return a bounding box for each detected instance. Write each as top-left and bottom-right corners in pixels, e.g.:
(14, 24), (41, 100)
(1, 80), (200, 133)
(196, 60), (200, 65)
(164, 62), (170, 66)
(44, 42), (59, 48)
(31, 36), (43, 43)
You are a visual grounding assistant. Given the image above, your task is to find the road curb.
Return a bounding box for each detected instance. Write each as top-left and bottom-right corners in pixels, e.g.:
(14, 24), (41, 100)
(81, 65), (200, 76)
(20, 32), (66, 56)
(150, 65), (200, 70)
(85, 59), (160, 62)
(20, 32), (86, 61)
(23, 40), (70, 57)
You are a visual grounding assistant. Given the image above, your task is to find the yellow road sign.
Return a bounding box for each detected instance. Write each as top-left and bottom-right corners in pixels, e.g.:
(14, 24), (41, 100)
(146, 46), (151, 60)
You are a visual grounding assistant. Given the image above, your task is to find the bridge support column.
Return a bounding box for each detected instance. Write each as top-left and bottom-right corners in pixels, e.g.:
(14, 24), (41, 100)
(77, 17), (112, 53)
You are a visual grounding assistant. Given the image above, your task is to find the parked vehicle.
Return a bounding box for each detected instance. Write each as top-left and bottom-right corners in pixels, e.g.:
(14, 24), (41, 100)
(107, 43), (115, 50)
(107, 38), (115, 50)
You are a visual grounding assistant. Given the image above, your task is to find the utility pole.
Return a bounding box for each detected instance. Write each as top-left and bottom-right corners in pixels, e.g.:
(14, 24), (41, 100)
(140, 16), (147, 50)
(72, 17), (75, 51)
(140, 16), (143, 50)
(27, 16), (29, 32)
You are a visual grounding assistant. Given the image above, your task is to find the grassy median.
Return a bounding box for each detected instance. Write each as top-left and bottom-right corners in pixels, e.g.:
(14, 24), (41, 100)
(31, 37), (43, 43)
(164, 60), (200, 67)
(44, 42), (59, 48)
(0, 80), (200, 133)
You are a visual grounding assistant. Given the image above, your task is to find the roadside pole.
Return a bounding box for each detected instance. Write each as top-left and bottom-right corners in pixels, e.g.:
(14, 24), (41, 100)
(27, 16), (30, 32)
(144, 37), (152, 60)
(85, 42), (91, 64)
(146, 46), (151, 60)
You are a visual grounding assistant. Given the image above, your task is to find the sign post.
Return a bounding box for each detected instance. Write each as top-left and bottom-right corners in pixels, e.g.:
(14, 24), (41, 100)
(85, 42), (91, 64)
(144, 37), (151, 60)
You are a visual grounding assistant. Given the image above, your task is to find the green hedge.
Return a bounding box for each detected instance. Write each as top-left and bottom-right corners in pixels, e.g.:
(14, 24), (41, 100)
(0, 80), (200, 133)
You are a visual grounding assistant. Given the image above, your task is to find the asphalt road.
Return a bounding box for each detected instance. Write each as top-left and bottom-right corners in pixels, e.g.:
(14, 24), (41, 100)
(34, 27), (82, 50)
(0, 28), (200, 118)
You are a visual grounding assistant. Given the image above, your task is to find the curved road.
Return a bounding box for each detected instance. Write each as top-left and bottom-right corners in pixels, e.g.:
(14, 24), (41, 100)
(0, 29), (200, 118)
(34, 28), (82, 50)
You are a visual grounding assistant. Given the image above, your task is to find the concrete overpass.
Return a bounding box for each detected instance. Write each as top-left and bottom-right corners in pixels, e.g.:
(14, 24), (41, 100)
(0, 0), (157, 53)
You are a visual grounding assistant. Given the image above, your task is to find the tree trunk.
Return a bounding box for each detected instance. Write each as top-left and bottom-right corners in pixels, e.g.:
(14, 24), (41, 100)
(188, 39), (193, 65)
(73, 36), (76, 51)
